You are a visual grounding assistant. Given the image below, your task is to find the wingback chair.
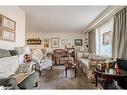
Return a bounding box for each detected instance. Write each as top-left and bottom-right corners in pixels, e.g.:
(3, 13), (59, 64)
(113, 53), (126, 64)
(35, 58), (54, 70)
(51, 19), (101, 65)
(30, 48), (53, 75)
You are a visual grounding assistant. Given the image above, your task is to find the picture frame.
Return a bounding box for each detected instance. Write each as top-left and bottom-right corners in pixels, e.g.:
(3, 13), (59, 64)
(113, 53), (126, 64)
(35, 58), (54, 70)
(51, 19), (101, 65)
(51, 37), (59, 48)
(0, 28), (16, 42)
(44, 38), (49, 48)
(75, 39), (82, 46)
(61, 39), (68, 45)
(103, 31), (111, 45)
(0, 15), (16, 31)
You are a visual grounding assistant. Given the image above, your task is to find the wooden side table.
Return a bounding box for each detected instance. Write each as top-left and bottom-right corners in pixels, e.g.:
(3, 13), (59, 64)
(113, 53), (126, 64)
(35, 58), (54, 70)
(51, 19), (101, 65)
(64, 60), (77, 78)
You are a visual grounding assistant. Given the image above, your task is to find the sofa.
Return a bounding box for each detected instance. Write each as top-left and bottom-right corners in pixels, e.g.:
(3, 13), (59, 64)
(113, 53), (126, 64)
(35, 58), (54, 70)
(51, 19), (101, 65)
(0, 49), (39, 89)
(76, 52), (91, 73)
(76, 52), (106, 82)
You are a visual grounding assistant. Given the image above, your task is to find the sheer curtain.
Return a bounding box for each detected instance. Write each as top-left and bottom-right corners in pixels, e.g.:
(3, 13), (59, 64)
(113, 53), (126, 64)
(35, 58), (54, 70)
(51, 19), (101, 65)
(112, 8), (127, 59)
(96, 19), (113, 57)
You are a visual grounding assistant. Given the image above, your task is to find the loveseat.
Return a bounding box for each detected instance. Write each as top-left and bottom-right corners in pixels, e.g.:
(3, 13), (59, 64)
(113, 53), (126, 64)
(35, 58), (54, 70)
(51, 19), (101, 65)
(0, 49), (39, 89)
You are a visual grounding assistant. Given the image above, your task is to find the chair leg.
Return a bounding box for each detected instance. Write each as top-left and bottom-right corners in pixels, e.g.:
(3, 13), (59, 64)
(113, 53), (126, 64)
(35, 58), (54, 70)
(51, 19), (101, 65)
(39, 70), (41, 76)
(65, 68), (67, 78)
(75, 68), (76, 78)
(51, 66), (53, 70)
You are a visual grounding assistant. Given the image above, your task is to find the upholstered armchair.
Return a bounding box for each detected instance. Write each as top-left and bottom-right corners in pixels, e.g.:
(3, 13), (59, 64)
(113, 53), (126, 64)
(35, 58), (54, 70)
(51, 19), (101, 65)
(30, 48), (53, 75)
(53, 49), (68, 65)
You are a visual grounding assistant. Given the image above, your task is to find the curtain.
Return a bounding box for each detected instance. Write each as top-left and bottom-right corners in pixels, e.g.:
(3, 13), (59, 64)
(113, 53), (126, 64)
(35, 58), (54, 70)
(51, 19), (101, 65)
(95, 19), (113, 57)
(88, 30), (96, 53)
(112, 8), (127, 59)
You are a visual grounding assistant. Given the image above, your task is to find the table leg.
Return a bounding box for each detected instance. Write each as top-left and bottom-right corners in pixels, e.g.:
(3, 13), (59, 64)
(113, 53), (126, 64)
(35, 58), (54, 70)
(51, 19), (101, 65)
(95, 74), (98, 87)
(105, 78), (109, 89)
(50, 66), (52, 70)
(65, 68), (67, 78)
(75, 68), (76, 78)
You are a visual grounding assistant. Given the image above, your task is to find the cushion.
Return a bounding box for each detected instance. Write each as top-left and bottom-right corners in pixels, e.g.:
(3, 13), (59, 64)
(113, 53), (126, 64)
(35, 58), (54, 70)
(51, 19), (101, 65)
(0, 49), (11, 58)
(0, 56), (19, 79)
(31, 48), (44, 60)
(77, 52), (84, 58)
(18, 72), (39, 89)
(9, 50), (19, 56)
(18, 63), (32, 73)
(83, 52), (89, 58)
(117, 58), (127, 71)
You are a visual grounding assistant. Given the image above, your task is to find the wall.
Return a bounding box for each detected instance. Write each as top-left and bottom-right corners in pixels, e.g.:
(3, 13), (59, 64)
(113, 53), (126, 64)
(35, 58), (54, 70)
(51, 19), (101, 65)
(83, 32), (89, 52)
(26, 31), (84, 52)
(0, 6), (25, 50)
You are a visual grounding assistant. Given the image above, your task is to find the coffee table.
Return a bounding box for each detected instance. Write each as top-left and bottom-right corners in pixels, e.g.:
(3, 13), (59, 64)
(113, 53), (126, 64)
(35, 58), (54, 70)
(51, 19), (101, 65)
(94, 68), (127, 89)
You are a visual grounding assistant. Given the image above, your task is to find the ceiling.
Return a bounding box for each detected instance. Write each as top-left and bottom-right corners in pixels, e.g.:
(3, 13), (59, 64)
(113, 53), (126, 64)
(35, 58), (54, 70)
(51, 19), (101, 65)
(20, 6), (107, 33)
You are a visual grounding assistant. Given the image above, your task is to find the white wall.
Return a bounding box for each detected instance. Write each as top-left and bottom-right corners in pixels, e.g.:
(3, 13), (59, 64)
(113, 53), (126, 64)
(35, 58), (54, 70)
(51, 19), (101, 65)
(26, 31), (84, 52)
(83, 32), (89, 52)
(0, 6), (25, 50)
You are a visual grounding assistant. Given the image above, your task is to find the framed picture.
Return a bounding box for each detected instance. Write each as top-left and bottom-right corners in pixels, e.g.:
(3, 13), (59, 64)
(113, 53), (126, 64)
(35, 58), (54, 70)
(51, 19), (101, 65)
(0, 28), (15, 42)
(51, 38), (59, 48)
(103, 31), (111, 45)
(75, 39), (82, 46)
(61, 39), (68, 45)
(0, 15), (16, 31)
(44, 38), (49, 48)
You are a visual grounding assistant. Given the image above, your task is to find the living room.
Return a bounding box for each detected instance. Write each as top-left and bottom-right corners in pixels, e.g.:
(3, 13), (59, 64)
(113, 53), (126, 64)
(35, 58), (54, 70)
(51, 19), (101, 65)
(0, 0), (127, 94)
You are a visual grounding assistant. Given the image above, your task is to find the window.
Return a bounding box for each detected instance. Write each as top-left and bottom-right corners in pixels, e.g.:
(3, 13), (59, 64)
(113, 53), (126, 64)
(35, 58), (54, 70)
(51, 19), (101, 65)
(96, 19), (113, 57)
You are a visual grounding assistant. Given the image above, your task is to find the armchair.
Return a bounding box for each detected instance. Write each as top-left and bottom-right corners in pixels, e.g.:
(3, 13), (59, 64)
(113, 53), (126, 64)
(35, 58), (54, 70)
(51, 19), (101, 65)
(30, 48), (53, 75)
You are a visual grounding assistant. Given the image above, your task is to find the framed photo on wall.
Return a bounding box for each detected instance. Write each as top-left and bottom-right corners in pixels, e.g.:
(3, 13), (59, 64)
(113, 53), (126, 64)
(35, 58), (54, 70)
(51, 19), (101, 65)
(51, 37), (59, 48)
(0, 28), (16, 42)
(61, 39), (68, 45)
(44, 38), (49, 48)
(75, 39), (82, 46)
(103, 31), (111, 45)
(0, 15), (16, 31)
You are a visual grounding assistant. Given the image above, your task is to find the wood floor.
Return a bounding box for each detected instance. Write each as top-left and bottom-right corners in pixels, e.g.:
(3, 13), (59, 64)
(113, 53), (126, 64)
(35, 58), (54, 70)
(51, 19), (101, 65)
(34, 65), (96, 89)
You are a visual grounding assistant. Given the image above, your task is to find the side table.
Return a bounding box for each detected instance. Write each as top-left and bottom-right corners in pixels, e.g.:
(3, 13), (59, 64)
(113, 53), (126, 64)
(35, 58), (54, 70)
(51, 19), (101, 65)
(64, 61), (77, 78)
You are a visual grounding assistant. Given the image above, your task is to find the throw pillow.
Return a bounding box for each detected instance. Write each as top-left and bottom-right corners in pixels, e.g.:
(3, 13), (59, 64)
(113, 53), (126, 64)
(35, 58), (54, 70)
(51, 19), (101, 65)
(9, 50), (19, 56)
(18, 63), (32, 73)
(0, 49), (11, 58)
(83, 52), (89, 58)
(32, 48), (44, 60)
(77, 52), (84, 58)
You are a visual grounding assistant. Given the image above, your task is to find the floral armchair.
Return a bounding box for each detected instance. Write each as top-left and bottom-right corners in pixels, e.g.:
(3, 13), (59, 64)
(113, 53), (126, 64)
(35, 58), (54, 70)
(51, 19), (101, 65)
(30, 48), (53, 75)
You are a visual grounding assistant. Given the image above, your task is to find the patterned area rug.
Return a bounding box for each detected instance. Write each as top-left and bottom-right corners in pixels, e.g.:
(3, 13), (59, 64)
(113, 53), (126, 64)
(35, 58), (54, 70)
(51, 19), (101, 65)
(33, 65), (95, 89)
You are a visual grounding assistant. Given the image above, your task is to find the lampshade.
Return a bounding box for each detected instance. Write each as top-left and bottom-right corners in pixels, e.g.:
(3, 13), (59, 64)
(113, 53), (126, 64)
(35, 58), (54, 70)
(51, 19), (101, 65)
(23, 47), (30, 55)
(15, 47), (30, 55)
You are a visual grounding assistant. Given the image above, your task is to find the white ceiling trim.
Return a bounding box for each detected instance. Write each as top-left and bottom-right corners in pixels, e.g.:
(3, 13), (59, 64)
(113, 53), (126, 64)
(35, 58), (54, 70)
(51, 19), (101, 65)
(82, 6), (125, 33)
